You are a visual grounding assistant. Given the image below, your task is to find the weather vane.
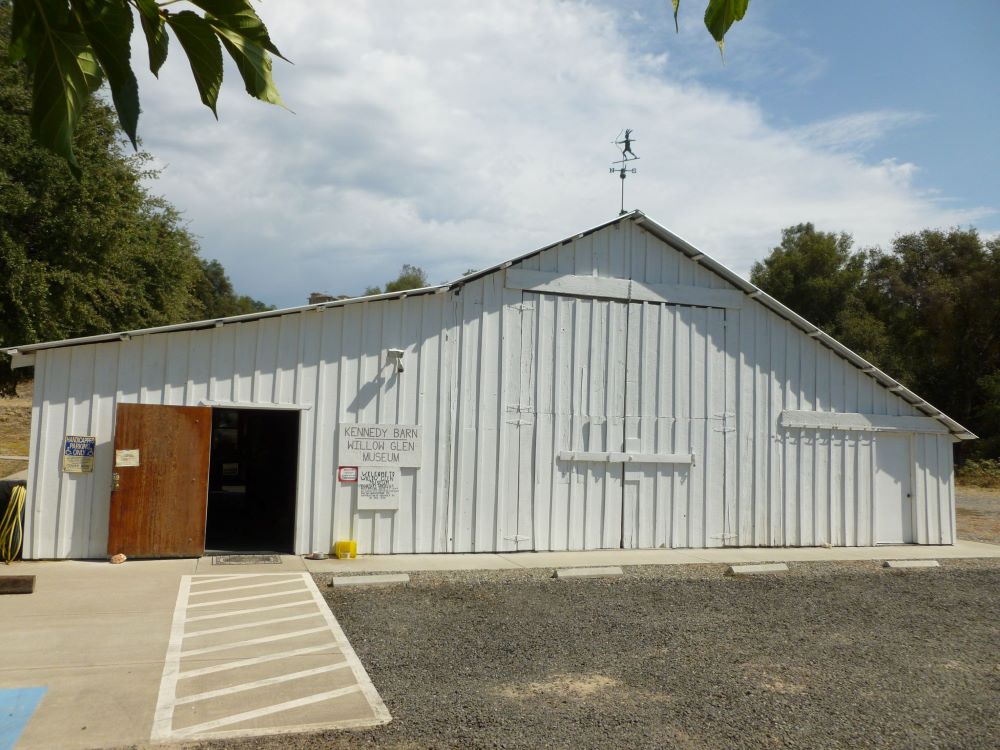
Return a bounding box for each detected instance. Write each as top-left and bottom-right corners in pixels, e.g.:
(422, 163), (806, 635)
(610, 128), (638, 215)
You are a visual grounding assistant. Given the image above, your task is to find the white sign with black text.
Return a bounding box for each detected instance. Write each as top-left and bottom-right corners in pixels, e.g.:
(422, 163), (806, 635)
(357, 468), (400, 511)
(338, 423), (421, 467)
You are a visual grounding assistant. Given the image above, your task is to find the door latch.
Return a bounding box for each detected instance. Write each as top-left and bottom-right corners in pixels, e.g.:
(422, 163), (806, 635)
(112, 472), (120, 491)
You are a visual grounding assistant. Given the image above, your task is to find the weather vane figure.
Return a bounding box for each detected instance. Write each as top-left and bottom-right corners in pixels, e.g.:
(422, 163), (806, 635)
(610, 128), (639, 215)
(621, 128), (637, 158)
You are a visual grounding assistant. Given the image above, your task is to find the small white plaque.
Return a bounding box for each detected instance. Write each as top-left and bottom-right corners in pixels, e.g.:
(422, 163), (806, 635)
(115, 449), (140, 468)
(357, 467), (400, 510)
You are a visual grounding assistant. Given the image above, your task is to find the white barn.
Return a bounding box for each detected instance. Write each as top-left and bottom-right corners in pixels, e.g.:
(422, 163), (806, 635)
(4, 212), (974, 559)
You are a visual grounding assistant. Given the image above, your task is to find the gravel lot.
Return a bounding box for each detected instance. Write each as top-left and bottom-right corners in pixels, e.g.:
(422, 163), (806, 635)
(182, 560), (1000, 750)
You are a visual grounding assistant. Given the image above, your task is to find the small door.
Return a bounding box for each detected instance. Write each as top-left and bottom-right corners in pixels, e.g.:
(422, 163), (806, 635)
(107, 404), (212, 558)
(874, 435), (913, 544)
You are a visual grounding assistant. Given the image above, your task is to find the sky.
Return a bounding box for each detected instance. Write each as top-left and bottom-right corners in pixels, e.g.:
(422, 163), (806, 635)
(130, 0), (999, 309)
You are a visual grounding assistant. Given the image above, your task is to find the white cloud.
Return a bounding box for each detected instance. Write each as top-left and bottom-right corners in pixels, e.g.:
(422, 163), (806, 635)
(792, 110), (928, 153)
(131, 0), (994, 307)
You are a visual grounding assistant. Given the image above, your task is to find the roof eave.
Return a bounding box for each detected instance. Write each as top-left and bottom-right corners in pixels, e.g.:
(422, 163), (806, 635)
(0, 284), (448, 356)
(1, 210), (975, 441)
(632, 214), (976, 441)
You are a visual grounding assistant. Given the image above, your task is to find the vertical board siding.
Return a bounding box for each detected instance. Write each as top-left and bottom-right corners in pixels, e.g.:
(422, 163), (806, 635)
(23, 221), (956, 558)
(25, 291), (463, 558)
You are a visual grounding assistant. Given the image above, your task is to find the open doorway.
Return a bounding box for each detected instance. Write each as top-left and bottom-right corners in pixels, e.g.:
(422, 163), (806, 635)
(205, 408), (299, 553)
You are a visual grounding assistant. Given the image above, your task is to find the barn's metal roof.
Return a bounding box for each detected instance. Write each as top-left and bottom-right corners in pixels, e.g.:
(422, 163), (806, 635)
(1, 211), (975, 439)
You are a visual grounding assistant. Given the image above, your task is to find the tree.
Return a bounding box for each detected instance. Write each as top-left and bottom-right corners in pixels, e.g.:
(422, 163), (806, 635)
(752, 221), (1000, 460)
(5, 1), (750, 176)
(671, 0), (751, 57)
(192, 259), (272, 319)
(750, 223), (863, 334)
(5, 0), (286, 176)
(364, 264), (430, 296)
(0, 6), (267, 394)
(861, 229), (1000, 457)
(751, 224), (912, 382)
(385, 264), (429, 293)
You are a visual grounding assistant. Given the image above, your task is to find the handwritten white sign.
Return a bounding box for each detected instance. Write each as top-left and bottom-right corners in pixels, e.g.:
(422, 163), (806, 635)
(357, 467), (400, 511)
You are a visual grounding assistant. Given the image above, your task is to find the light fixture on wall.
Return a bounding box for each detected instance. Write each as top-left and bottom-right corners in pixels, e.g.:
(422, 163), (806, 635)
(387, 348), (405, 373)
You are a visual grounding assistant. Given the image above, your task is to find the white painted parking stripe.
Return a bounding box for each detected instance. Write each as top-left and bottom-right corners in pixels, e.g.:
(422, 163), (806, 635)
(189, 578), (307, 596)
(178, 644), (337, 680)
(189, 575), (248, 585)
(153, 573), (390, 743)
(186, 612), (321, 638)
(173, 663), (350, 706)
(180, 626), (330, 657)
(150, 576), (193, 742)
(171, 685), (362, 738)
(186, 588), (310, 608)
(302, 572), (392, 725)
(189, 573), (311, 579)
(184, 598), (315, 623)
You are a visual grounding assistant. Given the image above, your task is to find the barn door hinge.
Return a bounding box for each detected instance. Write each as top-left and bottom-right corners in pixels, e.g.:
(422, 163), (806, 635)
(713, 427), (736, 433)
(506, 405), (534, 426)
(504, 534), (530, 542)
(709, 532), (738, 541)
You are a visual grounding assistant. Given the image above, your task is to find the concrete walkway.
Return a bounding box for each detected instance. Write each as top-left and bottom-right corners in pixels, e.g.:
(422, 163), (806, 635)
(0, 558), (387, 750)
(304, 539), (1000, 574)
(0, 559), (195, 750)
(1, 540), (998, 749)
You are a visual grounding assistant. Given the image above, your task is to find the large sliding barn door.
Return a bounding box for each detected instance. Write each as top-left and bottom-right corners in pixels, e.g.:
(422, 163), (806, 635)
(107, 404), (212, 558)
(510, 295), (627, 550)
(621, 303), (730, 548)
(513, 294), (731, 550)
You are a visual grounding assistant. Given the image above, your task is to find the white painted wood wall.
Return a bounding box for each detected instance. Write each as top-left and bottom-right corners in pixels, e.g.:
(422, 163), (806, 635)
(22, 220), (956, 558)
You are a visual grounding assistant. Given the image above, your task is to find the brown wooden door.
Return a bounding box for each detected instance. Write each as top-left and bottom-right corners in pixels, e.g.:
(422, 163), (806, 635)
(107, 404), (212, 558)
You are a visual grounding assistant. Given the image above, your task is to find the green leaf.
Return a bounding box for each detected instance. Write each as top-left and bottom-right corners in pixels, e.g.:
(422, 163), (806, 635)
(72, 0), (140, 149)
(211, 24), (284, 107)
(28, 16), (101, 178)
(671, 0), (680, 33)
(135, 0), (168, 76)
(704, 0), (749, 58)
(165, 10), (223, 117)
(190, 0), (286, 60)
(9, 0), (36, 62)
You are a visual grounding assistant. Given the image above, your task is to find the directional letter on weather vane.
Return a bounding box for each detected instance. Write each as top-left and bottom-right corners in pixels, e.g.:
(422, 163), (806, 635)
(610, 128), (639, 216)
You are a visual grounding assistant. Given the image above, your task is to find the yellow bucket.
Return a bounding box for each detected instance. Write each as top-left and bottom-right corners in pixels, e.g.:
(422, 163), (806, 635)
(333, 540), (357, 559)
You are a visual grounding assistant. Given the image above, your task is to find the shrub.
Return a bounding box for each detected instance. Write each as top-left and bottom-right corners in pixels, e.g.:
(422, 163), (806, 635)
(956, 458), (1000, 489)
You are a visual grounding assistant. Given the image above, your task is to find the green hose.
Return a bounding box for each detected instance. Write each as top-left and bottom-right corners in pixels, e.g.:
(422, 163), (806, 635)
(0, 485), (25, 564)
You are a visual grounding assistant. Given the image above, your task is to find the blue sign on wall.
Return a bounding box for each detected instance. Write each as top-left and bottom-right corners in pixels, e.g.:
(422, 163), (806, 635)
(62, 435), (96, 473)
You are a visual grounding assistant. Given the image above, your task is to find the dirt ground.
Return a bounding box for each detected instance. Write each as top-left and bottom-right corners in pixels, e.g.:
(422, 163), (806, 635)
(0, 380), (31, 479)
(955, 485), (1000, 544)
